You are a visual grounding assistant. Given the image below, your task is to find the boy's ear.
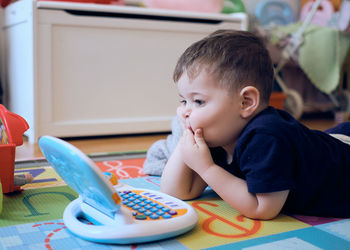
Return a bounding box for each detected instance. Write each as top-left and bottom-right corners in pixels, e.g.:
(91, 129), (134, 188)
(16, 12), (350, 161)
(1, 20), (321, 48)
(239, 86), (260, 118)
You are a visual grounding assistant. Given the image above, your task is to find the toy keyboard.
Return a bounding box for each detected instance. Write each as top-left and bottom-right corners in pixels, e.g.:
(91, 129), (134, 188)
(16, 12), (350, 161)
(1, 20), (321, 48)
(38, 136), (198, 244)
(118, 189), (187, 220)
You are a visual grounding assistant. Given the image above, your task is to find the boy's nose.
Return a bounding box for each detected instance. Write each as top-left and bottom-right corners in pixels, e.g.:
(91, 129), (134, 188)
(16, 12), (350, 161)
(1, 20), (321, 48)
(183, 107), (191, 118)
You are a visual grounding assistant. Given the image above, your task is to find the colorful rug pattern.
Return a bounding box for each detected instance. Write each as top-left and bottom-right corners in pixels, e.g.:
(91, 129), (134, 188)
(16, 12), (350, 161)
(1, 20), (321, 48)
(1, 157), (349, 249)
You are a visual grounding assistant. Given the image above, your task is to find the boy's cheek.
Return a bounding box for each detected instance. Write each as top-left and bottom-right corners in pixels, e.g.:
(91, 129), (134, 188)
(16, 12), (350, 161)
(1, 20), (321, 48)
(176, 106), (183, 117)
(177, 117), (185, 130)
(176, 107), (186, 127)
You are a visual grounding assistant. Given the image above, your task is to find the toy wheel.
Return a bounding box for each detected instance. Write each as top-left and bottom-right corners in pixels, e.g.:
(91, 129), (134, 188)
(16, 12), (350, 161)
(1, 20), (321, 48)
(283, 89), (304, 120)
(334, 90), (350, 112)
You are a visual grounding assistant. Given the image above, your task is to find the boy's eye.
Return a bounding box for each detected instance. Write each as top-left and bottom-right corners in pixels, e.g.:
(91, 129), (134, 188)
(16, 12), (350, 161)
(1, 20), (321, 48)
(194, 99), (205, 106)
(180, 100), (186, 105)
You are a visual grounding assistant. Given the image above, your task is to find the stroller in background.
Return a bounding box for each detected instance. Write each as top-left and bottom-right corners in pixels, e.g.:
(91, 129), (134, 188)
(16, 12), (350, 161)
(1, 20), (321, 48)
(255, 0), (350, 120)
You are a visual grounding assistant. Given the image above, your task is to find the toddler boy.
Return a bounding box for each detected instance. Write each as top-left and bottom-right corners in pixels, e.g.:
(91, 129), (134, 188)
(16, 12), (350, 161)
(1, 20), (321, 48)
(160, 30), (350, 220)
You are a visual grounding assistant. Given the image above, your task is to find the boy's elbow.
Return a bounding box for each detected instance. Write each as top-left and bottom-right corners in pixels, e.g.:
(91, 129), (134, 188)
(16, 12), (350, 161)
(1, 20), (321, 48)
(231, 201), (280, 220)
(160, 187), (199, 201)
(243, 191), (287, 220)
(243, 207), (280, 220)
(249, 212), (278, 220)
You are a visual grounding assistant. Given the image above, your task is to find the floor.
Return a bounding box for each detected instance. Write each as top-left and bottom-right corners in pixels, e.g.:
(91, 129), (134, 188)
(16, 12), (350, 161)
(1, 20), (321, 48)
(15, 133), (168, 161)
(15, 116), (338, 161)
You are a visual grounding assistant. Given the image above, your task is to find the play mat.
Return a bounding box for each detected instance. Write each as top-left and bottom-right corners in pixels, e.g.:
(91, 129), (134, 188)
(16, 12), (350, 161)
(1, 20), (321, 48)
(1, 156), (349, 249)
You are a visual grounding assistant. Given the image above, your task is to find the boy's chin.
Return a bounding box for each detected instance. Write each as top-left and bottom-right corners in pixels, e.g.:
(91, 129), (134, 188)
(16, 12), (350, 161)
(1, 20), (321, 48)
(206, 138), (228, 148)
(206, 140), (219, 148)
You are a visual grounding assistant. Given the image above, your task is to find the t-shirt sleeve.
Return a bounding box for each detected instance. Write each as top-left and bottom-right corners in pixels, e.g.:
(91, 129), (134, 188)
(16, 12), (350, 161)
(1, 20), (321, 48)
(238, 133), (296, 194)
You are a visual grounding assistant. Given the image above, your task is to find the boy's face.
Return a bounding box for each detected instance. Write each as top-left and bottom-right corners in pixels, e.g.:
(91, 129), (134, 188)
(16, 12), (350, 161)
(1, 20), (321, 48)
(177, 69), (246, 152)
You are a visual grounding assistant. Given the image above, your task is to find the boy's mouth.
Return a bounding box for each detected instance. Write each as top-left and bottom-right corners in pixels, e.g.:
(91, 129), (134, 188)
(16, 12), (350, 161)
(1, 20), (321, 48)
(185, 120), (194, 133)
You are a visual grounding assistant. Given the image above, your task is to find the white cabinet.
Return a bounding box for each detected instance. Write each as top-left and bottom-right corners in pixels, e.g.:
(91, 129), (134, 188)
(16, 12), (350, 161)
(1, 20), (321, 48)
(2, 0), (247, 142)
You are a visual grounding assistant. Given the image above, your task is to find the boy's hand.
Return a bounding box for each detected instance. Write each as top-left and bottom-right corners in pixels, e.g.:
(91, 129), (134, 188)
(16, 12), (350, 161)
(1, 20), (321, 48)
(180, 128), (214, 175)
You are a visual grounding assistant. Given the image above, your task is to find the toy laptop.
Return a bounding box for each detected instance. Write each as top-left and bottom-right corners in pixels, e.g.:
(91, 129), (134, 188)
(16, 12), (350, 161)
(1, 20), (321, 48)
(38, 136), (198, 244)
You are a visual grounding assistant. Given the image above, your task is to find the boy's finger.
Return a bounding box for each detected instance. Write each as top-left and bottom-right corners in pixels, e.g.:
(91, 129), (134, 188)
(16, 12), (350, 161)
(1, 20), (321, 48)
(184, 129), (196, 145)
(194, 128), (205, 145)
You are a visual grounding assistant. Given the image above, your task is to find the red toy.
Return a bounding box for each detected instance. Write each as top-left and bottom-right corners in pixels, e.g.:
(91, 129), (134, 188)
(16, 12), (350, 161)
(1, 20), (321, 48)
(0, 0), (10, 8)
(0, 105), (29, 193)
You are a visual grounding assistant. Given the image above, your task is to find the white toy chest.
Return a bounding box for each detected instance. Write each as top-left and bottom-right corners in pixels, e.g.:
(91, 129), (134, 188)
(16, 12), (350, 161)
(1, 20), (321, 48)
(2, 0), (247, 142)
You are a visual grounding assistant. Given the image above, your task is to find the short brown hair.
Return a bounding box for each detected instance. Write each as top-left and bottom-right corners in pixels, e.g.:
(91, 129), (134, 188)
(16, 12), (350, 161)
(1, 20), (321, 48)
(173, 30), (274, 104)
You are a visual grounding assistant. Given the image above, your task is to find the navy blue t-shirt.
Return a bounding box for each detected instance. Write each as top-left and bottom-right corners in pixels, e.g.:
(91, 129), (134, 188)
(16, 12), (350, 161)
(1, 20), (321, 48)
(210, 107), (350, 217)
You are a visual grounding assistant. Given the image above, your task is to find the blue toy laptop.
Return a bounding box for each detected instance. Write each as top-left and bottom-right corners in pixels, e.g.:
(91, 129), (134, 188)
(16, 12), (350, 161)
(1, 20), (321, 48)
(38, 136), (198, 244)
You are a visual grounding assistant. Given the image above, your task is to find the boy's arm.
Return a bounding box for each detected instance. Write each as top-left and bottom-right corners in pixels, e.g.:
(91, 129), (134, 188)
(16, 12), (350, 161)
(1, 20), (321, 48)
(201, 165), (289, 220)
(182, 129), (289, 220)
(161, 142), (208, 200)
